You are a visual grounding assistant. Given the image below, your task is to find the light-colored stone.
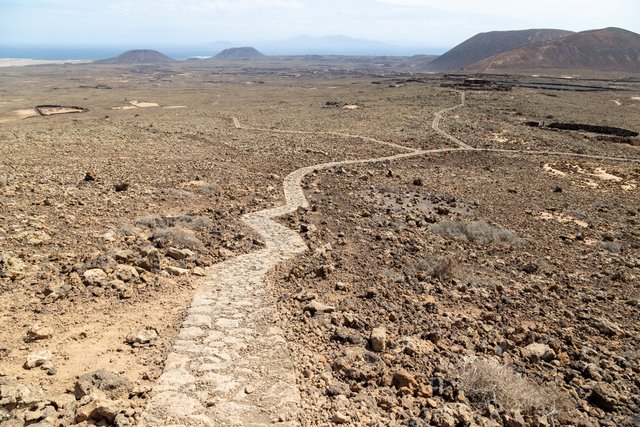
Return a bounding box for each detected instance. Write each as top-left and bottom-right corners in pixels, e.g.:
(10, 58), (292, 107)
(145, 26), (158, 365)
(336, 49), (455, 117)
(522, 343), (556, 362)
(76, 396), (125, 422)
(370, 327), (387, 352)
(83, 268), (108, 286)
(24, 350), (51, 369)
(166, 266), (190, 276)
(24, 325), (54, 342)
(167, 247), (195, 260)
(114, 264), (139, 282)
(331, 411), (350, 424)
(126, 328), (158, 346)
(192, 266), (207, 276)
(303, 300), (336, 314)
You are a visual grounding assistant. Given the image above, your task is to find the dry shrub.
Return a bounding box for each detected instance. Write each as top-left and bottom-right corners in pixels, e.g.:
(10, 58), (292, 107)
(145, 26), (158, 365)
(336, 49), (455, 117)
(135, 214), (210, 250)
(158, 188), (193, 199)
(416, 255), (457, 280)
(150, 226), (202, 249)
(174, 214), (211, 230)
(197, 183), (222, 195)
(596, 240), (622, 253)
(459, 358), (568, 417)
(135, 215), (164, 229)
(135, 214), (211, 231)
(431, 220), (524, 246)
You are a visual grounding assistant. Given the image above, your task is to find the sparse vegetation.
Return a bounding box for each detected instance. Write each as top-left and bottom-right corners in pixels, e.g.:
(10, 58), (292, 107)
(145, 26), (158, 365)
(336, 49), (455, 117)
(159, 188), (193, 199)
(416, 255), (457, 280)
(430, 220), (524, 246)
(135, 214), (211, 230)
(150, 226), (203, 249)
(459, 358), (567, 417)
(596, 240), (622, 253)
(196, 182), (222, 195)
(134, 214), (210, 249)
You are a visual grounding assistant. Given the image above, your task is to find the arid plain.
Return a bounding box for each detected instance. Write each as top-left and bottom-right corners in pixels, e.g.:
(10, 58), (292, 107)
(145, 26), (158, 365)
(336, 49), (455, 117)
(0, 61), (639, 426)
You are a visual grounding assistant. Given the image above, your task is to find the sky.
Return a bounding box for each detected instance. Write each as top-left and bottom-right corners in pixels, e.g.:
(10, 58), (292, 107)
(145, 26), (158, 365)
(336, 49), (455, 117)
(1, 0), (638, 55)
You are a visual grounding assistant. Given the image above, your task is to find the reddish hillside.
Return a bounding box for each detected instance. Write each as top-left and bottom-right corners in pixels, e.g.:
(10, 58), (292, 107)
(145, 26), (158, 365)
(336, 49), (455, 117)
(469, 27), (640, 73)
(423, 29), (574, 71)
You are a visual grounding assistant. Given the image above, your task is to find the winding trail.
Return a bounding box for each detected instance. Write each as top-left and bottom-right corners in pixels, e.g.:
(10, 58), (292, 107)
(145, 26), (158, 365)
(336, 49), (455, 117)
(142, 91), (638, 426)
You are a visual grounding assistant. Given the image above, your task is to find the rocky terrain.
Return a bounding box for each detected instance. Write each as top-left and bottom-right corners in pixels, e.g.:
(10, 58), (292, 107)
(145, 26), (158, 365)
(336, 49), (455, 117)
(0, 61), (639, 426)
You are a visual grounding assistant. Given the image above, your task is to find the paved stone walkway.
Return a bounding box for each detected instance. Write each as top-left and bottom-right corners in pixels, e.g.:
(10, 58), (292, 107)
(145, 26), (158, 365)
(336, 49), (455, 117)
(139, 96), (473, 425)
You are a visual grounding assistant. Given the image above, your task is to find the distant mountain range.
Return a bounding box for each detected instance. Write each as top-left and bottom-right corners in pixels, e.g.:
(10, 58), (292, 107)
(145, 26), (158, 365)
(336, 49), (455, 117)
(95, 49), (174, 65)
(262, 35), (391, 55)
(469, 27), (640, 73)
(88, 28), (640, 74)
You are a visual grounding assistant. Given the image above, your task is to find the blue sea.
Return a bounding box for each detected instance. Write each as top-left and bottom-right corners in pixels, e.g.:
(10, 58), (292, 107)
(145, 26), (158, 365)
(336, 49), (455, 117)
(0, 45), (219, 61)
(0, 44), (443, 61)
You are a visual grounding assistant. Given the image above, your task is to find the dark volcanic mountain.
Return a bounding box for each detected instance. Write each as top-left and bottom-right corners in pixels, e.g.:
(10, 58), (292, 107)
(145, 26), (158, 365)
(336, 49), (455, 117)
(214, 47), (266, 60)
(469, 27), (640, 73)
(423, 29), (574, 71)
(96, 49), (175, 64)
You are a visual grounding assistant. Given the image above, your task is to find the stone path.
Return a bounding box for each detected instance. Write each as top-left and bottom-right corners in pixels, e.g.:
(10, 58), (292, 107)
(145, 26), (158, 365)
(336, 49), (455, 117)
(141, 97), (466, 427)
(141, 91), (639, 426)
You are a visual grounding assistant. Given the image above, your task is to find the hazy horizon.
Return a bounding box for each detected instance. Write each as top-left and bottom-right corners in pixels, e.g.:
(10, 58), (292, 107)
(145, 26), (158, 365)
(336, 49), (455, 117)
(1, 0), (639, 59)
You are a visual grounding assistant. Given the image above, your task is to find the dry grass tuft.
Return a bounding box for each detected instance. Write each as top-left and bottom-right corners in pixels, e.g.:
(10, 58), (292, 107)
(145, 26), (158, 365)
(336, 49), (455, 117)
(596, 240), (622, 253)
(416, 255), (457, 280)
(135, 214), (210, 249)
(459, 358), (568, 417)
(0, 176), (8, 187)
(150, 226), (203, 249)
(431, 220), (524, 246)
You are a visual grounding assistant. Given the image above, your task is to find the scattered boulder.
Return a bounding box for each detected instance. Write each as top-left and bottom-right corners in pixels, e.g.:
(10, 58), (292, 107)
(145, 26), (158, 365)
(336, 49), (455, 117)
(392, 369), (418, 392)
(112, 249), (135, 263)
(42, 282), (71, 303)
(331, 411), (350, 424)
(50, 393), (76, 410)
(24, 326), (54, 342)
(165, 266), (190, 276)
(521, 343), (556, 362)
(24, 351), (52, 369)
(589, 317), (621, 337)
(125, 327), (158, 347)
(304, 300), (336, 314)
(588, 383), (618, 412)
(82, 268), (109, 287)
(74, 370), (133, 400)
(114, 264), (139, 282)
(192, 266), (207, 276)
(76, 393), (126, 423)
(0, 379), (44, 410)
(167, 247), (195, 260)
(370, 327), (387, 352)
(0, 253), (26, 281)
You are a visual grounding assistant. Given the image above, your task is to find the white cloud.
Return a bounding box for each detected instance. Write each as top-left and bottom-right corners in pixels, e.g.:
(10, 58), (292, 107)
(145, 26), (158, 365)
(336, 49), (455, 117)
(109, 0), (304, 15)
